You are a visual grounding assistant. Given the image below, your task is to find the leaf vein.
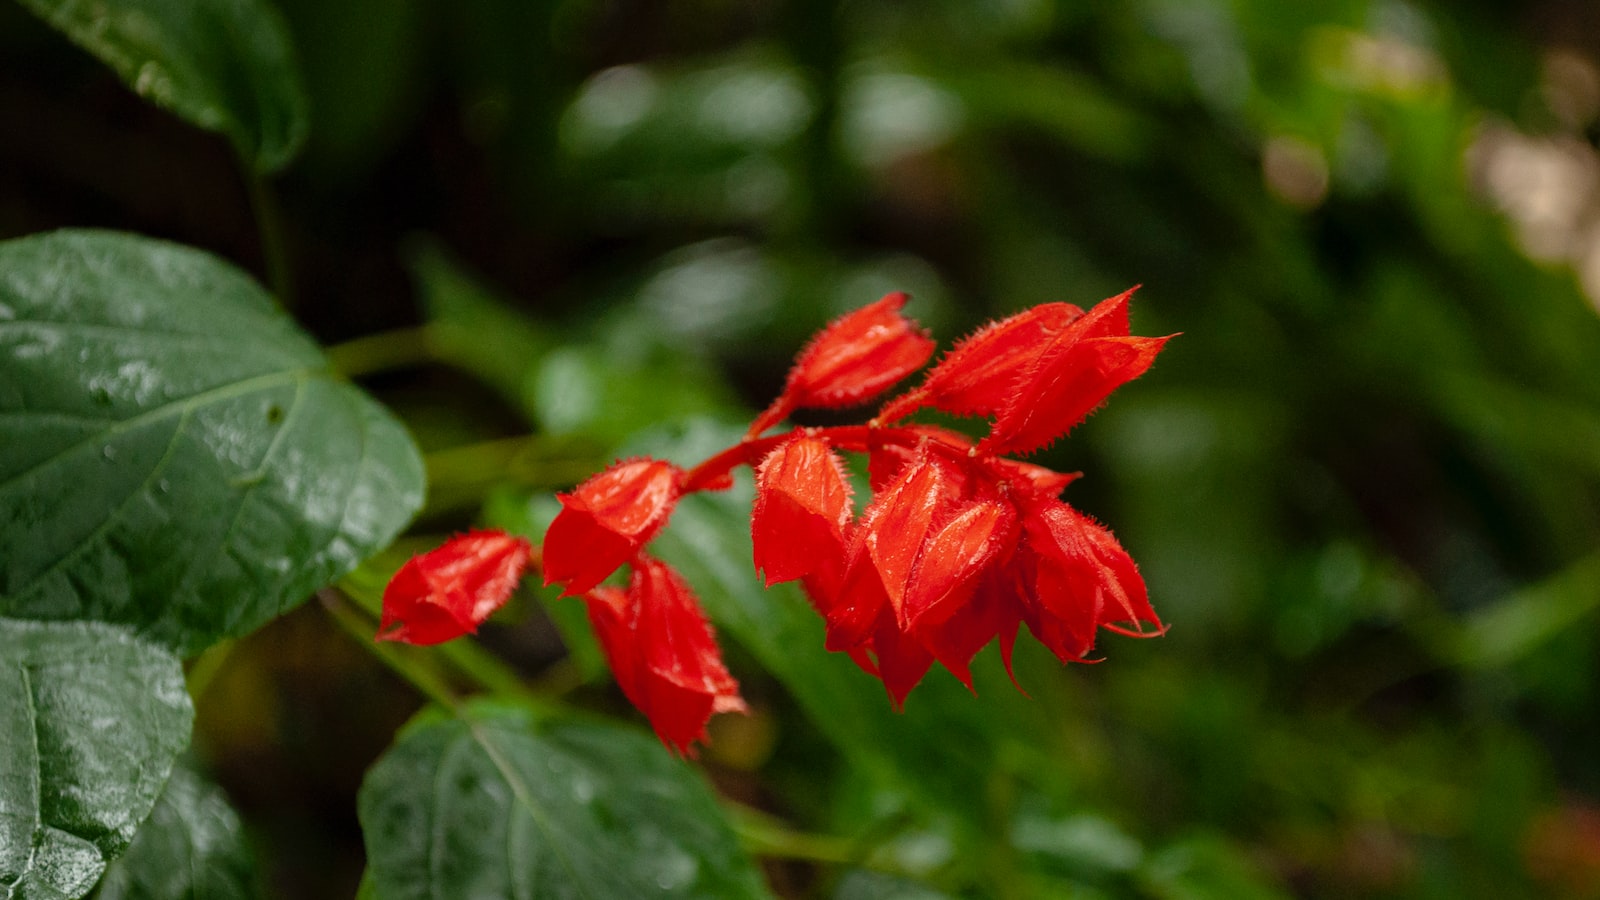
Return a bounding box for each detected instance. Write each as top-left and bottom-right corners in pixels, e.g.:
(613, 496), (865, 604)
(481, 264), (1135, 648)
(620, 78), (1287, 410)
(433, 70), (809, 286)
(0, 369), (314, 497)
(8, 405), (193, 604)
(467, 720), (602, 900)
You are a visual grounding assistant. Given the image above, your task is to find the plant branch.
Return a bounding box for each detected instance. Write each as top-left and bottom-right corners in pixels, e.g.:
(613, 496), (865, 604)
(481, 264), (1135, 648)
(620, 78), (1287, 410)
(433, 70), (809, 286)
(320, 588), (460, 711)
(326, 325), (438, 378)
(247, 174), (294, 308)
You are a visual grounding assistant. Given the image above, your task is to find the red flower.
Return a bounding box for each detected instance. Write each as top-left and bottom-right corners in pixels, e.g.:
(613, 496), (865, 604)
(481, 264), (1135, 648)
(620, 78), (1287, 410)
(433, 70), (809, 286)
(543, 458), (684, 596)
(748, 292), (935, 435)
(376, 530), (532, 645)
(583, 557), (746, 755)
(529, 289), (1171, 724)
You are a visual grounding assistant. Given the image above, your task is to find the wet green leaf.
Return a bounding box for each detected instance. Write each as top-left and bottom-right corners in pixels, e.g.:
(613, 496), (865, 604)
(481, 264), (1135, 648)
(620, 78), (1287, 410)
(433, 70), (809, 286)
(16, 0), (308, 172)
(834, 870), (955, 900)
(0, 618), (192, 900)
(93, 760), (260, 900)
(0, 230), (425, 656)
(358, 701), (771, 900)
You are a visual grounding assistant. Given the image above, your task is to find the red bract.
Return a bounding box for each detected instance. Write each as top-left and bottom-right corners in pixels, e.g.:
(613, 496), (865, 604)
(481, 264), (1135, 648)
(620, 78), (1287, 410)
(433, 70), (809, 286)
(583, 557), (746, 755)
(877, 301), (1085, 423)
(748, 292), (935, 435)
(980, 289), (1170, 456)
(543, 458), (684, 596)
(901, 499), (1017, 630)
(376, 530), (532, 645)
(751, 435), (853, 587)
(1016, 501), (1162, 664)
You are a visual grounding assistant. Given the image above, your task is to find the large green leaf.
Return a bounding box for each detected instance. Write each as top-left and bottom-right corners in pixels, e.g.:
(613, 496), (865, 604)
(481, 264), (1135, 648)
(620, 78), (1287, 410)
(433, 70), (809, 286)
(16, 0), (308, 172)
(358, 701), (771, 900)
(92, 760), (259, 900)
(0, 230), (425, 657)
(0, 618), (193, 900)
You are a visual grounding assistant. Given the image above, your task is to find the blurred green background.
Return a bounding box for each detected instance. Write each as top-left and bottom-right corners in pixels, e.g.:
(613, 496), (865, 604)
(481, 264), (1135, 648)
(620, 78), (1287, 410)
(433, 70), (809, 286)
(6, 0), (1600, 896)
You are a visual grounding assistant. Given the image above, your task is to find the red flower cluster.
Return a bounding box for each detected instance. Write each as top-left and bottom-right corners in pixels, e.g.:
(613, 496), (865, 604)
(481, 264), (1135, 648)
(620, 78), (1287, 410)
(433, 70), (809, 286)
(743, 290), (1169, 706)
(378, 290), (1171, 753)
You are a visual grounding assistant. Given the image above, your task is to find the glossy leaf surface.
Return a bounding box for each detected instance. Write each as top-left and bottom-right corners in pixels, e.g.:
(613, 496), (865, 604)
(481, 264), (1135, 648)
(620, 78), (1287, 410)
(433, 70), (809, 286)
(17, 0), (309, 171)
(358, 701), (771, 900)
(0, 230), (424, 656)
(94, 761), (260, 900)
(0, 618), (192, 899)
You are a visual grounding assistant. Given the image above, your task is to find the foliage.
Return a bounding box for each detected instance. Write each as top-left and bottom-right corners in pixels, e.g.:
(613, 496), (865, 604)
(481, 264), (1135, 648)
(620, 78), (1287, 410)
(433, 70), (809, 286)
(3, 0), (1599, 897)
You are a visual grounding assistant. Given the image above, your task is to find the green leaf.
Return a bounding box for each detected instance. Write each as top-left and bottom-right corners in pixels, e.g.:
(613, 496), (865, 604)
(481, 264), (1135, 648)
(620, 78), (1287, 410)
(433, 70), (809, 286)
(92, 760), (260, 900)
(1137, 835), (1290, 900)
(1452, 552), (1600, 669)
(834, 870), (956, 900)
(358, 701), (771, 900)
(408, 240), (738, 443)
(0, 618), (193, 900)
(0, 230), (425, 656)
(408, 241), (554, 407)
(16, 0), (309, 172)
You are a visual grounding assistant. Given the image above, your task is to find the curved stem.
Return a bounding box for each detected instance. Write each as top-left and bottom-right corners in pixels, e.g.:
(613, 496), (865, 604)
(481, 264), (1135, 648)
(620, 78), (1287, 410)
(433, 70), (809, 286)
(320, 588), (460, 710)
(326, 325), (438, 378)
(247, 174), (294, 308)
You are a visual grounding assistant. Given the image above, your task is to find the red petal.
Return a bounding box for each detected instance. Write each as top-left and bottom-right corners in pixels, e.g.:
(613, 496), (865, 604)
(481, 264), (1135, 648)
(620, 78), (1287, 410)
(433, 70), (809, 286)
(913, 567), (1012, 692)
(980, 334), (1170, 457)
(1016, 500), (1161, 664)
(902, 499), (1017, 630)
(878, 301), (1085, 423)
(870, 610), (935, 711)
(543, 458), (683, 595)
(592, 558), (745, 756)
(749, 293), (935, 434)
(867, 442), (916, 493)
(376, 530), (532, 645)
(979, 289), (1168, 456)
(1014, 544), (1101, 664)
(751, 436), (853, 586)
(859, 446), (964, 621)
(821, 544), (892, 651)
(582, 586), (644, 709)
(988, 457), (1081, 500)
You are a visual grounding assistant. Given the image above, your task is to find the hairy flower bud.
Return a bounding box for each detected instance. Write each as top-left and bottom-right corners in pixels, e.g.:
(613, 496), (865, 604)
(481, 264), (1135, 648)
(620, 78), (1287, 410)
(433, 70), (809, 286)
(751, 435), (853, 587)
(377, 530), (532, 645)
(749, 292), (935, 435)
(543, 458), (683, 596)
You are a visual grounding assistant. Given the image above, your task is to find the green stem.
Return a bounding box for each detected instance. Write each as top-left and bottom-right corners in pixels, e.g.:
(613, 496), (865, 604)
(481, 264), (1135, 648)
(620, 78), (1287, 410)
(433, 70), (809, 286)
(185, 639), (235, 701)
(326, 325), (439, 378)
(338, 575), (567, 710)
(423, 435), (602, 494)
(320, 589), (460, 711)
(724, 802), (856, 864)
(434, 637), (570, 711)
(247, 174), (294, 307)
